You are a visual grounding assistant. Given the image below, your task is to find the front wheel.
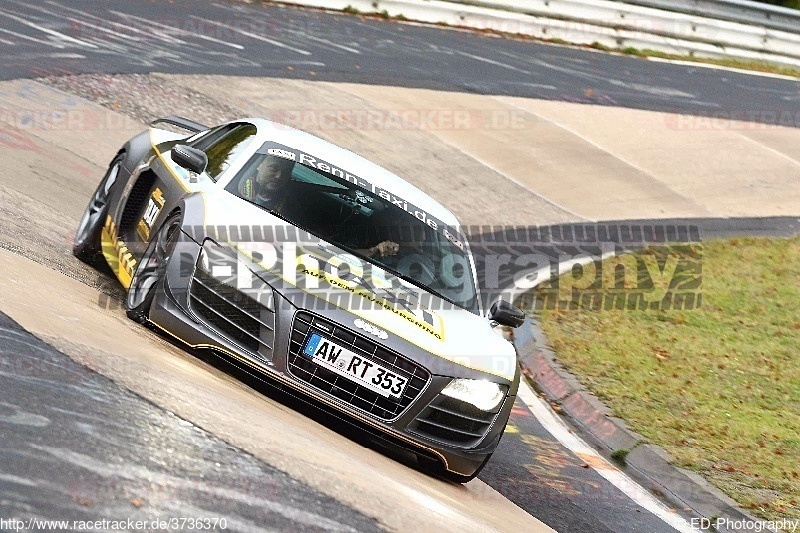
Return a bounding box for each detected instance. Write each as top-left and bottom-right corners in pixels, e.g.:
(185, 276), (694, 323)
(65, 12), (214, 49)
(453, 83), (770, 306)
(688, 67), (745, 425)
(73, 155), (123, 264)
(125, 212), (182, 324)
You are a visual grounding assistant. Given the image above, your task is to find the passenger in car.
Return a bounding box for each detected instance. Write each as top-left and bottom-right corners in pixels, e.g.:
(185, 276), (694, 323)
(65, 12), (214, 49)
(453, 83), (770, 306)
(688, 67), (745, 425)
(358, 239), (399, 258)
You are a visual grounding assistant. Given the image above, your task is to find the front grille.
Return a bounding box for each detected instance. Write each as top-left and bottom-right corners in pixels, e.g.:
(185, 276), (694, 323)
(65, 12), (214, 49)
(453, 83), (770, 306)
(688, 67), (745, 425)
(409, 395), (502, 448)
(189, 269), (275, 358)
(288, 311), (429, 421)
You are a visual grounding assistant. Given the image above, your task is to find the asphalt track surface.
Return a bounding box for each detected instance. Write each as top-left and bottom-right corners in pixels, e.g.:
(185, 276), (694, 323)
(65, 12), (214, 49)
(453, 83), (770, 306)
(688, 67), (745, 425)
(0, 0), (798, 123)
(0, 311), (380, 532)
(1, 1), (798, 532)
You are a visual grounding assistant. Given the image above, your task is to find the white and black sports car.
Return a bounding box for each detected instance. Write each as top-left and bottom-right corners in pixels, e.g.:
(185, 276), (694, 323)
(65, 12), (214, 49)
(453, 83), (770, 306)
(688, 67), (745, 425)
(74, 116), (525, 481)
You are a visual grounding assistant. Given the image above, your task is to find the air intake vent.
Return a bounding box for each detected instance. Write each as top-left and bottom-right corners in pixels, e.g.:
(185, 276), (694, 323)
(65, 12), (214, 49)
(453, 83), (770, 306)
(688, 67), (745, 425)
(189, 268), (275, 358)
(409, 395), (502, 448)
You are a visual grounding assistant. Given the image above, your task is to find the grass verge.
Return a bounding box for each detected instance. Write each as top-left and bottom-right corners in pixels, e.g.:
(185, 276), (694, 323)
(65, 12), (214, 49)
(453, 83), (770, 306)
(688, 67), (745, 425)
(604, 45), (800, 79)
(536, 237), (800, 520)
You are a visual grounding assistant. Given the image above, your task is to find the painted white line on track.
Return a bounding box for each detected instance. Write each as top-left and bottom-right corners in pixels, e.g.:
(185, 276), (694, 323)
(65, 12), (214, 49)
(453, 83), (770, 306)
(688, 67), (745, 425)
(736, 133), (800, 168)
(43, 53), (86, 59)
(188, 16), (312, 56)
(455, 50), (532, 74)
(42, 0), (185, 45)
(62, 16), (144, 43)
(517, 378), (698, 532)
(14, 0), (146, 45)
(501, 81), (559, 91)
(103, 12), (186, 46)
(301, 33), (361, 54)
(508, 251), (699, 531)
(0, 7), (98, 48)
(0, 27), (64, 47)
(111, 12), (244, 50)
(425, 133), (591, 222)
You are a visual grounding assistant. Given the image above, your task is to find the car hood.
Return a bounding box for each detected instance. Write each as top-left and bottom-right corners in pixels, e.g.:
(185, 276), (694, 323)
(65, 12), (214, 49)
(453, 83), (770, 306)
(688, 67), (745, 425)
(200, 194), (518, 382)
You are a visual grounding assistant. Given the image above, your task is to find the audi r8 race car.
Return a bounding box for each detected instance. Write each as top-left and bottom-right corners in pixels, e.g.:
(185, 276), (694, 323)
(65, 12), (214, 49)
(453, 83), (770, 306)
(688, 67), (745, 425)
(73, 116), (525, 481)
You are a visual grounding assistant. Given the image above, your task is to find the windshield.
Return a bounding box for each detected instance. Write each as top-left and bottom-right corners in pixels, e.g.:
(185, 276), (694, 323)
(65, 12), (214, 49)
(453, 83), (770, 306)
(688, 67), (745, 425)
(225, 143), (479, 312)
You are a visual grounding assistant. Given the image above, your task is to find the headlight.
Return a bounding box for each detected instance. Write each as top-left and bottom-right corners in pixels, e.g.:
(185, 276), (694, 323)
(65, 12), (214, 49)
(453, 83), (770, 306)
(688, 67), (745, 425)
(197, 242), (211, 273)
(441, 379), (507, 412)
(198, 241), (250, 281)
(198, 241), (239, 279)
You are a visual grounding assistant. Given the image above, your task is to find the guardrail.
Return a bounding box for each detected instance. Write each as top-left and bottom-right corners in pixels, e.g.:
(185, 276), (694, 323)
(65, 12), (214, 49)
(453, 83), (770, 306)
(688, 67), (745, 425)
(447, 0), (800, 62)
(279, 0), (800, 69)
(619, 0), (800, 34)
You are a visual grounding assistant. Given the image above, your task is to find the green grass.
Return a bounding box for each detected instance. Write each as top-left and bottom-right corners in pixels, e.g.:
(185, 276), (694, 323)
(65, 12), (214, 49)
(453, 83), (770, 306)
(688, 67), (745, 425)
(611, 448), (630, 464)
(536, 237), (800, 520)
(571, 39), (800, 79)
(604, 45), (800, 79)
(342, 5), (408, 22)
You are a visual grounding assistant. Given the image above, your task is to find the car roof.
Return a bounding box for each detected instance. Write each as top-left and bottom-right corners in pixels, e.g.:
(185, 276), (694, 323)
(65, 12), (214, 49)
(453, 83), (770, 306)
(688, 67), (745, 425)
(241, 118), (462, 230)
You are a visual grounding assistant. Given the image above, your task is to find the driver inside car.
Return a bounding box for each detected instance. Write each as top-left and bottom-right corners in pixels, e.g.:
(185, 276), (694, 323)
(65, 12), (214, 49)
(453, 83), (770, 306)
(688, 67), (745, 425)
(238, 155), (400, 259)
(238, 154), (296, 212)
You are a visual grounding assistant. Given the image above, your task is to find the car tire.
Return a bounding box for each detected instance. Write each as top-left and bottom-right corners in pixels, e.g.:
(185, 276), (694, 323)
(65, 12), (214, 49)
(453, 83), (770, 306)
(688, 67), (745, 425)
(125, 211), (182, 324)
(73, 154), (124, 265)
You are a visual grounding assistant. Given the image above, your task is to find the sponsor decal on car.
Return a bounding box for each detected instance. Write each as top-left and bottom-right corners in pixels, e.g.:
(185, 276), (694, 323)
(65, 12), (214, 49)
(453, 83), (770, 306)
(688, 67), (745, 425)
(136, 187), (165, 241)
(299, 265), (444, 340)
(101, 216), (137, 288)
(266, 147), (296, 160)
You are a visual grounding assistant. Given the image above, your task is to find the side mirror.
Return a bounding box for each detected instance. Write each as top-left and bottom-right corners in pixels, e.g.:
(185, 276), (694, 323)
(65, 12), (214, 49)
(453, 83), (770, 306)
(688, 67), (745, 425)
(171, 144), (207, 174)
(489, 300), (525, 328)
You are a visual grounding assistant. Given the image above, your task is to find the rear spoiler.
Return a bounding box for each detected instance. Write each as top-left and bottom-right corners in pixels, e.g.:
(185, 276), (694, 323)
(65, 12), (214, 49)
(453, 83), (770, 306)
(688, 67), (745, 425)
(150, 116), (208, 133)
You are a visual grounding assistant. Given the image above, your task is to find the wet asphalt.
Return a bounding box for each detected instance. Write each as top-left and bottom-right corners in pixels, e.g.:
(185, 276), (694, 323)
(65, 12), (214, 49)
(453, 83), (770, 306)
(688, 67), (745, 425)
(0, 310), (380, 532)
(0, 0), (798, 124)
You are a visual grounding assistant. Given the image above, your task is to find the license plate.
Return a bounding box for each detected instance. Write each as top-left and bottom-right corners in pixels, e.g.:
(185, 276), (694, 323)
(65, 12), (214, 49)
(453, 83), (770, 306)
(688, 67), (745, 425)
(303, 333), (408, 400)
